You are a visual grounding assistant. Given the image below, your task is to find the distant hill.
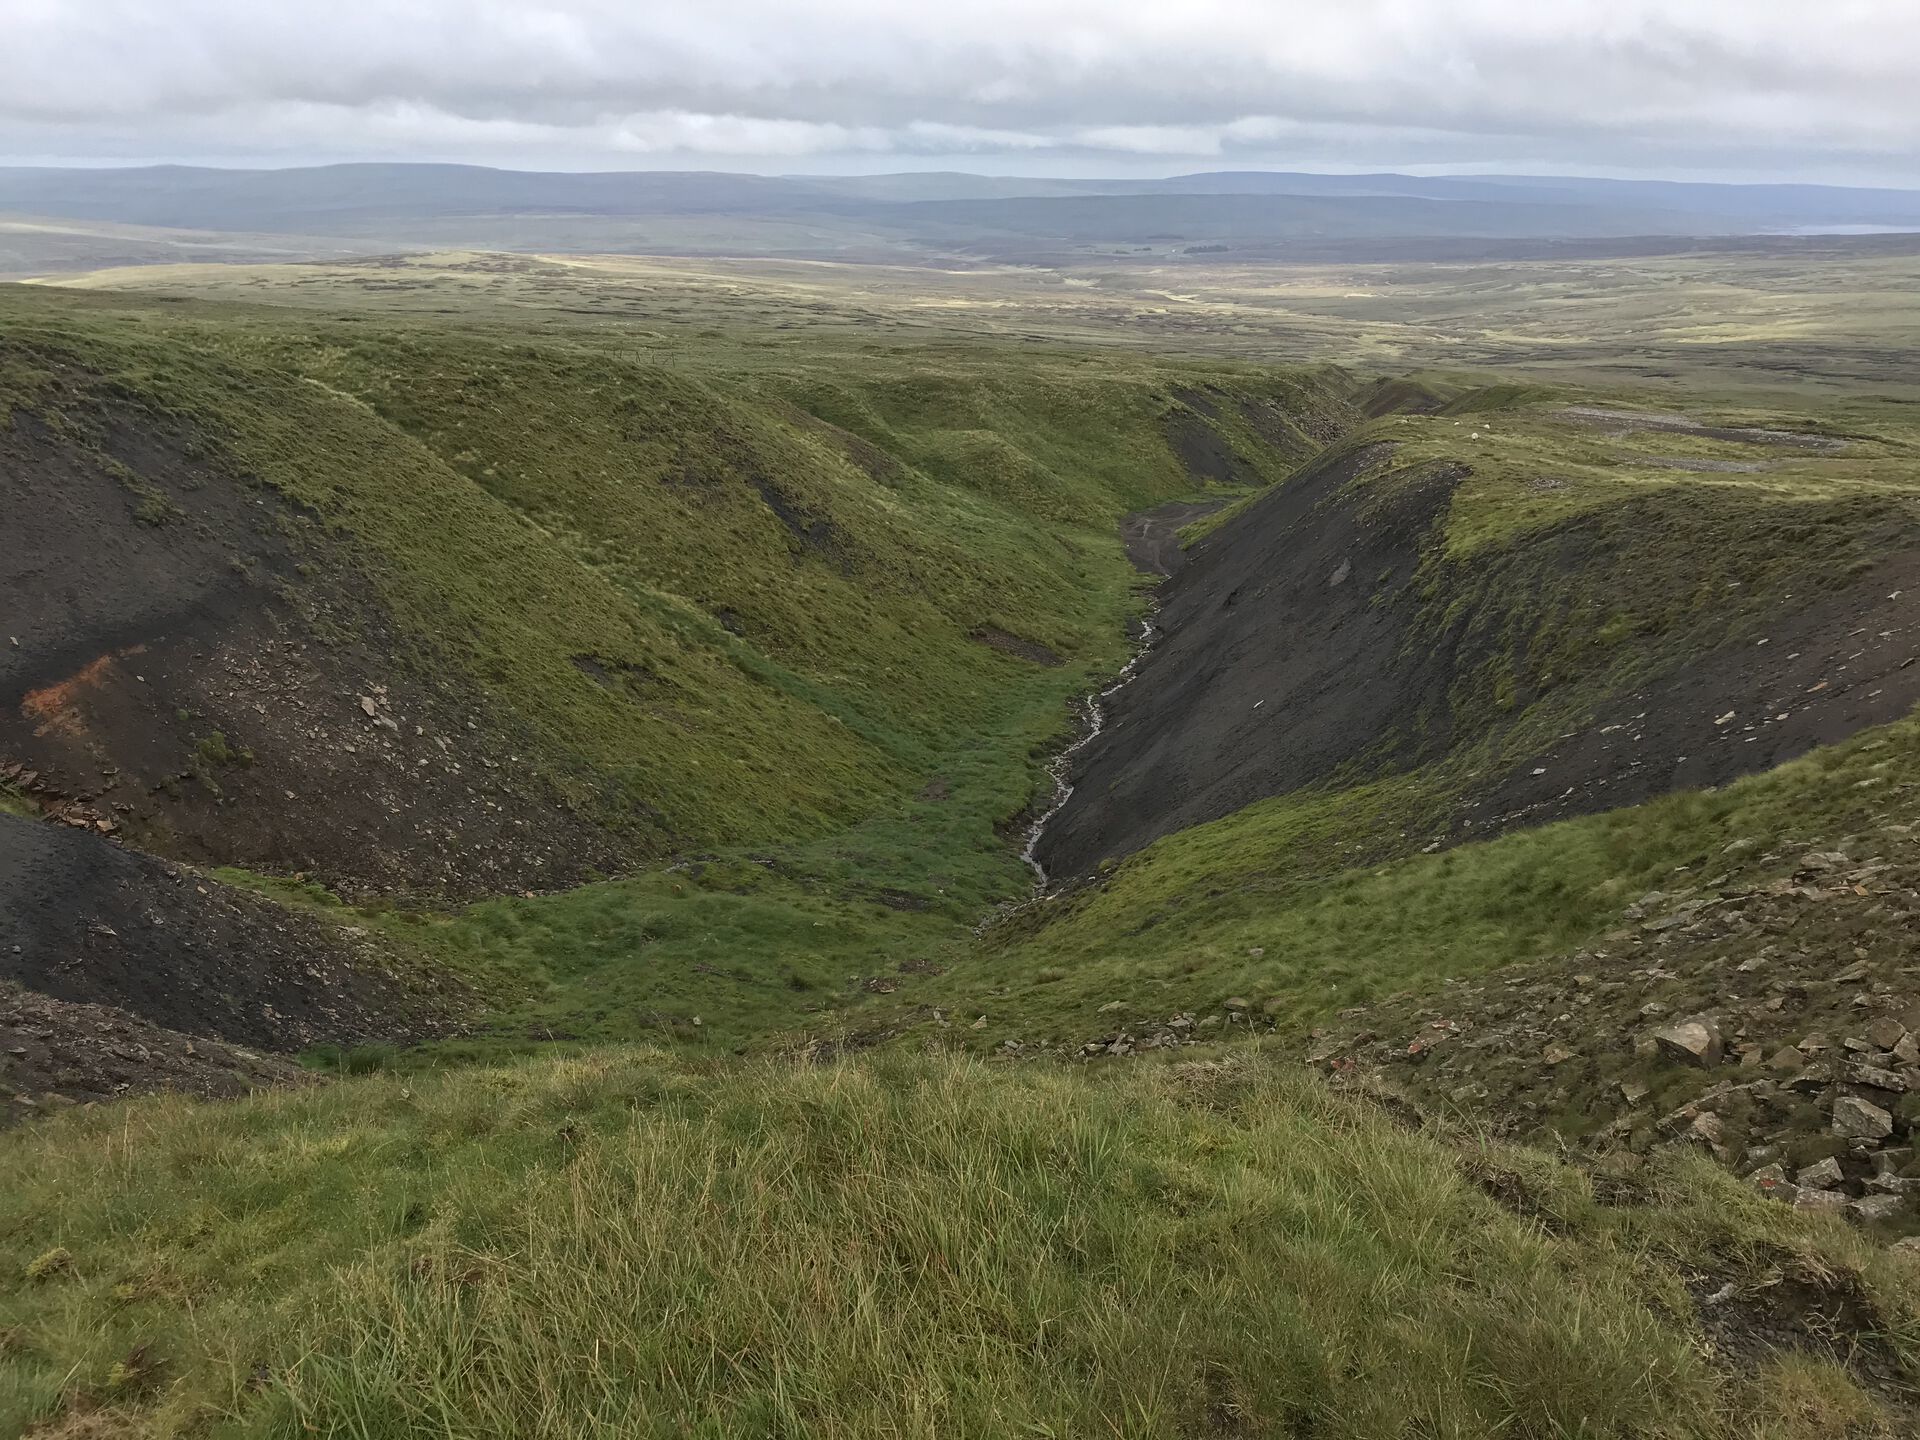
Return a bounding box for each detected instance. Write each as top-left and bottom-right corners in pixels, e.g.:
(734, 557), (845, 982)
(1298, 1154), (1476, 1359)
(1, 162), (1918, 268)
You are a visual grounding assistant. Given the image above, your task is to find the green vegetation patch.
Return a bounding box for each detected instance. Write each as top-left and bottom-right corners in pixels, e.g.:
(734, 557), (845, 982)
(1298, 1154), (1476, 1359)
(4, 1048), (1912, 1438)
(920, 704), (1920, 1049)
(0, 286), (1352, 873)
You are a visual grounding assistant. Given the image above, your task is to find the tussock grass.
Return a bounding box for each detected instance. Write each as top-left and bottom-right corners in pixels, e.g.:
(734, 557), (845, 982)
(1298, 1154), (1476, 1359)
(5, 1049), (1911, 1437)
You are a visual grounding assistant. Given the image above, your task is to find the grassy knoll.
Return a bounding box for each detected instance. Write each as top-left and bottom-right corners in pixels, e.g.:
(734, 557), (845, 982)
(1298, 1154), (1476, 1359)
(6, 1047), (1916, 1438)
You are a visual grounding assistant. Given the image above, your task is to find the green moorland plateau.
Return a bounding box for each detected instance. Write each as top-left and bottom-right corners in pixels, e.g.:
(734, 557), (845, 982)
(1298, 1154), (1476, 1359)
(5, 241), (1920, 1437)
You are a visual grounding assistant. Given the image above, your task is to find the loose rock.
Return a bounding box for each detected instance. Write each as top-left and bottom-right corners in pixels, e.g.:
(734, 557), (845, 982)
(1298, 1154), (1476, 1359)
(1652, 1017), (1723, 1067)
(1832, 1094), (1895, 1140)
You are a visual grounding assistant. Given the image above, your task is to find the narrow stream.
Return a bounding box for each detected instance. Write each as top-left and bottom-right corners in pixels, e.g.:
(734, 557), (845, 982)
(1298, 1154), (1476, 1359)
(1017, 609), (1158, 891)
(977, 497), (1222, 931)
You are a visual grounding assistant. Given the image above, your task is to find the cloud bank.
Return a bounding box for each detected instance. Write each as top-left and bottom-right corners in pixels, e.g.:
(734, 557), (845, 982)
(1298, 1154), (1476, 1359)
(5, 0), (1918, 180)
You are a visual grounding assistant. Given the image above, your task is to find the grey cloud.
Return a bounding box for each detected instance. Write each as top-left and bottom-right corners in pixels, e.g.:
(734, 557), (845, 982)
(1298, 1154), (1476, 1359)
(3, 0), (1917, 178)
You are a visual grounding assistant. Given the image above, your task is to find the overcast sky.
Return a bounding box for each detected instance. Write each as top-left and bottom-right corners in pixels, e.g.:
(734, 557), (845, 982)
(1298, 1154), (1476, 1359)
(6, 0), (1920, 182)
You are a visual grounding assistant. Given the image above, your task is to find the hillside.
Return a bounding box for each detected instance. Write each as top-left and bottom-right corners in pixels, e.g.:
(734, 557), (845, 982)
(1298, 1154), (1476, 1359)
(4, 252), (1920, 1436)
(0, 285), (1349, 904)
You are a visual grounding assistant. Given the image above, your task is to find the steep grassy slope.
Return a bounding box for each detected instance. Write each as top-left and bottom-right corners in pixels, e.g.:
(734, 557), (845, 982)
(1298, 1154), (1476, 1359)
(1039, 392), (1920, 874)
(886, 386), (1919, 1029)
(913, 697), (1920, 1051)
(0, 280), (1363, 1065)
(0, 284), (1352, 903)
(6, 1048), (1917, 1438)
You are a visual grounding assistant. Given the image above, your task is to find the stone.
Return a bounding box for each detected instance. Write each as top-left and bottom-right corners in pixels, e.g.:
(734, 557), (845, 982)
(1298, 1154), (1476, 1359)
(1793, 1188), (1850, 1215)
(1767, 1046), (1805, 1073)
(1652, 1017), (1724, 1067)
(1849, 1194), (1906, 1224)
(1542, 1044), (1575, 1066)
(1618, 1079), (1651, 1105)
(1895, 1034), (1920, 1066)
(1644, 903), (1708, 932)
(1866, 1017), (1908, 1050)
(1687, 1111), (1726, 1147)
(1746, 1164), (1795, 1203)
(1832, 1094), (1895, 1140)
(1832, 961), (1871, 985)
(1847, 1063), (1908, 1092)
(1796, 1157), (1844, 1189)
(1865, 1173), (1920, 1196)
(1891, 1237), (1920, 1259)
(1797, 851), (1848, 872)
(1223, 996), (1249, 1011)
(1625, 891), (1666, 920)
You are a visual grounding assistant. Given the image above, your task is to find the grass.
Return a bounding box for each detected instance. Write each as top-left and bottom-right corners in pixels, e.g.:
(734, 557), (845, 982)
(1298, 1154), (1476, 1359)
(5, 1046), (1915, 1438)
(42, 246), (1920, 402)
(9, 263), (1916, 1052)
(0, 275), (1367, 1047)
(7, 246), (1920, 1435)
(907, 698), (1920, 1050)
(0, 284), (1351, 871)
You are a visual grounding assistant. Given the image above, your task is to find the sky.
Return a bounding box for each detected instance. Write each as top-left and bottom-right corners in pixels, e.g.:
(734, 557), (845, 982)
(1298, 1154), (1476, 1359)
(6, 0), (1920, 183)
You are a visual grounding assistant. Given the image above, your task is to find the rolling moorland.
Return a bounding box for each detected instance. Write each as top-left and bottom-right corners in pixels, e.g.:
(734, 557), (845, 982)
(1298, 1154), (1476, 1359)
(4, 218), (1920, 1436)
(7, 164), (1920, 272)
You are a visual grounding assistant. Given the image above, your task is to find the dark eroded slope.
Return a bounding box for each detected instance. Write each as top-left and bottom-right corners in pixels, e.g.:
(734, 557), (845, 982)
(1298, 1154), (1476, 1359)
(0, 811), (466, 1117)
(1034, 443), (1461, 878)
(1036, 430), (1920, 881)
(0, 411), (629, 898)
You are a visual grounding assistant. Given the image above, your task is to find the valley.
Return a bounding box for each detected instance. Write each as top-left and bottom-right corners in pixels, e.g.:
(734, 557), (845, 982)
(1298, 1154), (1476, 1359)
(4, 240), (1920, 1437)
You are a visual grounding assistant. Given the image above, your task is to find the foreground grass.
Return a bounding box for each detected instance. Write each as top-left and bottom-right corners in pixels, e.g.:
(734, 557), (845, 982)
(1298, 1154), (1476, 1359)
(6, 1049), (1915, 1438)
